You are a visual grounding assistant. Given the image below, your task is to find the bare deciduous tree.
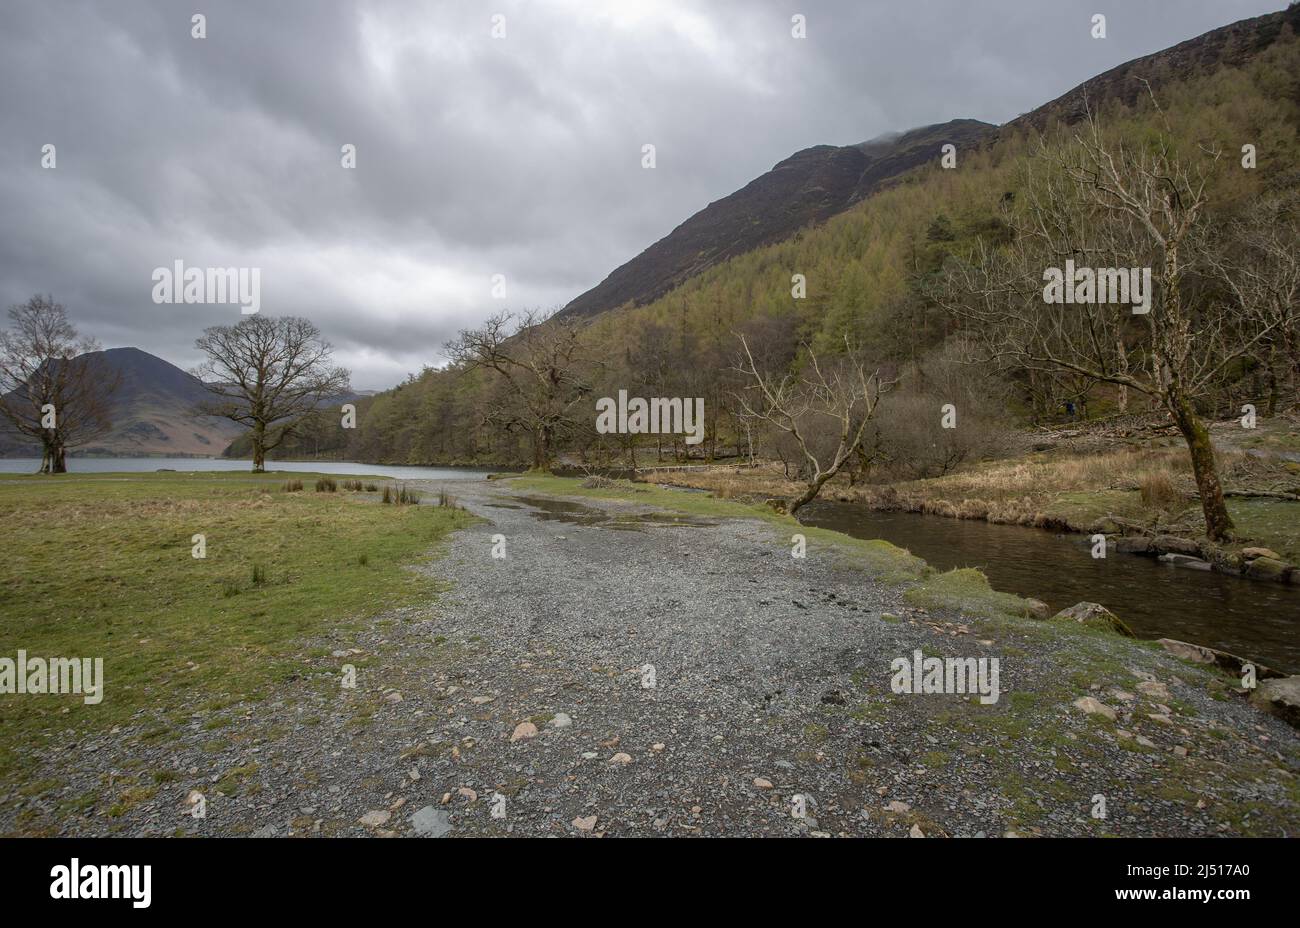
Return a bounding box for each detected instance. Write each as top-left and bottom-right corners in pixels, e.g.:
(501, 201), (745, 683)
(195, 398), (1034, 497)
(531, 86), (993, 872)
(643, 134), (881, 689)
(1210, 196), (1300, 416)
(934, 110), (1280, 541)
(735, 333), (892, 514)
(869, 338), (1015, 480)
(445, 309), (597, 472)
(194, 315), (350, 472)
(0, 295), (116, 474)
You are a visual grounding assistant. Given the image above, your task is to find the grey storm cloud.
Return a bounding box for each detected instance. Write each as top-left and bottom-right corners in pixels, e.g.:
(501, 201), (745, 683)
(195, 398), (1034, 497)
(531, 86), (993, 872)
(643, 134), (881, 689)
(0, 0), (1282, 389)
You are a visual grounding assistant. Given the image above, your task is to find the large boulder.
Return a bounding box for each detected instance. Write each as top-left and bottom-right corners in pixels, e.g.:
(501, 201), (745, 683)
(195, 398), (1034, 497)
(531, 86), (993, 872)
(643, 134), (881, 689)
(1022, 598), (1051, 618)
(1248, 676), (1300, 729)
(1156, 638), (1283, 680)
(1050, 602), (1135, 638)
(1115, 536), (1158, 556)
(1241, 546), (1282, 561)
(1244, 556), (1291, 581)
(1152, 534), (1203, 557)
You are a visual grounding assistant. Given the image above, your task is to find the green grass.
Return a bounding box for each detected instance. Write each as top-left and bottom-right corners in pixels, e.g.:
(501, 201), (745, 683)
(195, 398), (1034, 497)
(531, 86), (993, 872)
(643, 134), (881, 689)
(1226, 498), (1300, 563)
(0, 470), (473, 779)
(904, 567), (1038, 620)
(510, 473), (927, 581)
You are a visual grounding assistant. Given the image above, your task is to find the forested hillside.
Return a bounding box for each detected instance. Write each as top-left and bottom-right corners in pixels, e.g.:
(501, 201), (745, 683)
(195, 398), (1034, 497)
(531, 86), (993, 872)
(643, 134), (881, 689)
(325, 8), (1299, 471)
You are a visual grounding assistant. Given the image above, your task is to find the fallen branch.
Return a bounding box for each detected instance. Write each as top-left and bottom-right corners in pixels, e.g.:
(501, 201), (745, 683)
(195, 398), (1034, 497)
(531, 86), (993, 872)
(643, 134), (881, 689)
(1224, 489), (1300, 501)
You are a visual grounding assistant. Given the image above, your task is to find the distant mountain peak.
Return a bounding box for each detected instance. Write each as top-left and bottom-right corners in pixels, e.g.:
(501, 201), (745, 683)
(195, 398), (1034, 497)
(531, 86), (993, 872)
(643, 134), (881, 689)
(0, 347), (243, 458)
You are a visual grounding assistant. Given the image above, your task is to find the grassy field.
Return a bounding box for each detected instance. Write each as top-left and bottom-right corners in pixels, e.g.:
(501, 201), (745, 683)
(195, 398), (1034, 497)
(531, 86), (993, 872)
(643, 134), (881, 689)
(0, 471), (473, 780)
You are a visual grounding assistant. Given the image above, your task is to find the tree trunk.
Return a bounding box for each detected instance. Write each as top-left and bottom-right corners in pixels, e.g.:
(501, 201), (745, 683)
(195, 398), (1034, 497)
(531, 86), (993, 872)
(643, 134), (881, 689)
(532, 426), (552, 472)
(786, 471), (833, 515)
(1116, 337), (1128, 414)
(1265, 345), (1278, 418)
(1167, 391), (1234, 542)
(252, 421), (266, 473)
(38, 439), (67, 474)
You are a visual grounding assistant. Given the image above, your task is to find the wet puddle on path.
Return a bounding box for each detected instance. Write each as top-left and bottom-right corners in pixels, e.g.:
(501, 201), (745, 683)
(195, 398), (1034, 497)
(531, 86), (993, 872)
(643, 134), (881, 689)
(512, 495), (716, 531)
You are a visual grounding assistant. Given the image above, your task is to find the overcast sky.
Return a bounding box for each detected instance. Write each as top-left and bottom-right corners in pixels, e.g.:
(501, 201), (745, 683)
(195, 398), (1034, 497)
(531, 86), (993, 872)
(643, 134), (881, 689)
(0, 0), (1284, 389)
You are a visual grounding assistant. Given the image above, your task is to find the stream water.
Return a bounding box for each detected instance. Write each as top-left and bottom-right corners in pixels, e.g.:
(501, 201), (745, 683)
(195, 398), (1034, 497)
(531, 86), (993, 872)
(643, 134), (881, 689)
(800, 501), (1300, 673)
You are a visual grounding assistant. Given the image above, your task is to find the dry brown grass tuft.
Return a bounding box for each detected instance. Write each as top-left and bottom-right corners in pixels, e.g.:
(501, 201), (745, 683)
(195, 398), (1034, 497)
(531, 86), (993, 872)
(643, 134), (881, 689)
(1138, 470), (1180, 511)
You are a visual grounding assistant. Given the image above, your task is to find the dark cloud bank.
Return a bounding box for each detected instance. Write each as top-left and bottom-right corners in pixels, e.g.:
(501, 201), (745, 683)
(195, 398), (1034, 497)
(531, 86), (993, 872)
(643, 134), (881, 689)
(0, 0), (1281, 388)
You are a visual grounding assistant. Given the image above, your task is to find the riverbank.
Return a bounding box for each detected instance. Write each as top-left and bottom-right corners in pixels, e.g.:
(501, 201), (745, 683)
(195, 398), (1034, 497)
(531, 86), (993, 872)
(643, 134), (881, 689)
(642, 415), (1300, 587)
(4, 472), (1295, 837)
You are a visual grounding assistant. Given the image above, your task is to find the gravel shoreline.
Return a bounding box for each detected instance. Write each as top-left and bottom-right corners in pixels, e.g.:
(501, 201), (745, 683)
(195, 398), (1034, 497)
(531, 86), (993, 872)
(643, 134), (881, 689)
(6, 477), (1298, 837)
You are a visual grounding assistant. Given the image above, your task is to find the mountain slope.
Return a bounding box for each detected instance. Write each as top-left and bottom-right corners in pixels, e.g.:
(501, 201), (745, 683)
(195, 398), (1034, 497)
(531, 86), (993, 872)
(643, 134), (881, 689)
(559, 118), (995, 319)
(80, 347), (247, 456)
(1005, 4), (1300, 134)
(559, 6), (1299, 324)
(0, 347), (244, 457)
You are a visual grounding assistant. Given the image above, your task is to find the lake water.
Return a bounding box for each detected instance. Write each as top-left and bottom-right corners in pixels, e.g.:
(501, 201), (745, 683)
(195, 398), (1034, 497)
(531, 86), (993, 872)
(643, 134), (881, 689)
(801, 501), (1300, 673)
(0, 457), (498, 481)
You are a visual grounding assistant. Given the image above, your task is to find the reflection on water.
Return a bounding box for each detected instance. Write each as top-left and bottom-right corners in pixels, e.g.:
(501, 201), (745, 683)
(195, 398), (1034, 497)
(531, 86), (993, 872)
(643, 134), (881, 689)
(0, 457), (497, 481)
(800, 501), (1300, 673)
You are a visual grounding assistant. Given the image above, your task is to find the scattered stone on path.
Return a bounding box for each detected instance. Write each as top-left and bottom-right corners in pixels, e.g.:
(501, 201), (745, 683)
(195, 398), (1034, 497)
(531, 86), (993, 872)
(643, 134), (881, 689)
(471, 695), (494, 705)
(457, 787), (478, 802)
(609, 752), (633, 765)
(1072, 697), (1117, 721)
(753, 777), (773, 789)
(550, 712), (573, 728)
(411, 806), (452, 838)
(510, 722), (538, 742)
(573, 815), (597, 832)
(909, 824), (925, 838)
(1137, 680), (1170, 700)
(885, 800), (911, 813)
(359, 810), (391, 827)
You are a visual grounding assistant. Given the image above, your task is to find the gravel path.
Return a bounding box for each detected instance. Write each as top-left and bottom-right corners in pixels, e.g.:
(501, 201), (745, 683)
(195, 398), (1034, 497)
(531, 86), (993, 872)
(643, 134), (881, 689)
(7, 477), (1299, 837)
